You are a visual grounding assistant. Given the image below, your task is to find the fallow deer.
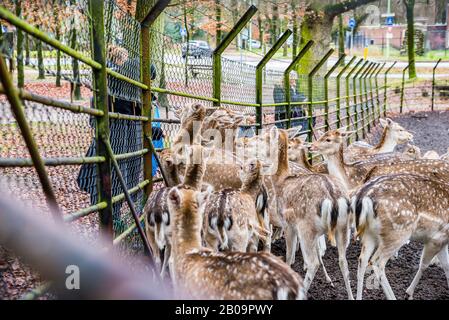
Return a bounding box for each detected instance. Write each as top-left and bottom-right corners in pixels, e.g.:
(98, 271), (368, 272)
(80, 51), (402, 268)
(203, 159), (270, 253)
(168, 145), (305, 300)
(423, 150), (440, 159)
(345, 118), (413, 162)
(311, 128), (449, 193)
(266, 129), (353, 299)
(352, 174), (449, 300)
(144, 149), (180, 277)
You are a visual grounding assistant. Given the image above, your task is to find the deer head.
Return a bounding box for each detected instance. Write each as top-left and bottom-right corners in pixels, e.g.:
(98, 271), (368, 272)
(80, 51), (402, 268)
(310, 128), (354, 157)
(379, 118), (413, 145)
(403, 143), (422, 159)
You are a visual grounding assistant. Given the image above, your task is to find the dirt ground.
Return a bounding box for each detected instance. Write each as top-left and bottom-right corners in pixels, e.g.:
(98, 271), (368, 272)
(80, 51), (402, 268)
(271, 110), (449, 300)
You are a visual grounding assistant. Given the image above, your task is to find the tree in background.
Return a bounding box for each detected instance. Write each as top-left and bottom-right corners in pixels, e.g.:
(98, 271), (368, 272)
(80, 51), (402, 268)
(403, 0), (417, 79)
(15, 0), (24, 88)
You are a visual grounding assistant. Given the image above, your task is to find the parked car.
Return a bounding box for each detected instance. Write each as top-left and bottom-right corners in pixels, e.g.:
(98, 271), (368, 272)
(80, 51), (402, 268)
(182, 40), (212, 58)
(247, 39), (261, 49)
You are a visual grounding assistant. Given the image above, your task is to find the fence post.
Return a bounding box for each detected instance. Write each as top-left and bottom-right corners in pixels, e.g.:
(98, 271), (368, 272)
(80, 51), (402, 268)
(400, 60), (412, 113)
(367, 63), (380, 129)
(307, 48), (334, 142)
(362, 63), (376, 133)
(324, 54), (346, 131)
(140, 1), (171, 198)
(431, 58), (441, 111)
(383, 62), (396, 117)
(345, 58), (363, 141)
(213, 6), (257, 108)
(88, 0), (113, 239)
(336, 56), (356, 129)
(374, 63), (386, 121)
(283, 40), (314, 129)
(256, 29), (292, 132)
(359, 62), (373, 137)
(353, 60), (369, 140)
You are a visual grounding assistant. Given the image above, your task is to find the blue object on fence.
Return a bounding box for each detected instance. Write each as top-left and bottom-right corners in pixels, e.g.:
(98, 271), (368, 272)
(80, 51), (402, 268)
(349, 18), (356, 29)
(180, 27), (187, 37)
(152, 102), (163, 177)
(386, 16), (394, 26)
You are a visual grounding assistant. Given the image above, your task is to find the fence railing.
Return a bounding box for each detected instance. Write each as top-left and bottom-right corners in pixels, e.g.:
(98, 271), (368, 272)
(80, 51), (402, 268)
(0, 0), (445, 299)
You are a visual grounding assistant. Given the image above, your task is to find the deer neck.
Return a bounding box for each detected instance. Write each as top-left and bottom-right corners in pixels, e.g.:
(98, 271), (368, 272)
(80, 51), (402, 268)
(275, 134), (290, 178)
(172, 206), (203, 256)
(166, 167), (181, 187)
(298, 148), (313, 171)
(325, 145), (352, 191)
(241, 175), (262, 199)
(374, 127), (396, 153)
(183, 163), (205, 190)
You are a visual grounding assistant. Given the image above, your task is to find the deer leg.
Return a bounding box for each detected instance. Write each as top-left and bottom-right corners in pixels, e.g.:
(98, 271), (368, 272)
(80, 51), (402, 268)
(356, 233), (377, 300)
(336, 229), (354, 300)
(406, 242), (442, 300)
(160, 244), (171, 278)
(301, 236), (320, 295)
(317, 243), (334, 287)
(285, 224), (298, 266)
(146, 226), (162, 272)
(436, 245), (449, 290)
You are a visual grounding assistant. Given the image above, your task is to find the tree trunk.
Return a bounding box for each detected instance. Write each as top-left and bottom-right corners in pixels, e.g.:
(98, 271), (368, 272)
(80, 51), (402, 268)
(15, 0), (24, 88)
(53, 0), (61, 87)
(184, 4), (189, 87)
(36, 27), (45, 80)
(405, 0), (417, 79)
(25, 33), (30, 66)
(230, 0), (239, 50)
(338, 14), (345, 66)
(270, 4), (279, 45)
(282, 5), (288, 57)
(298, 13), (333, 75)
(257, 14), (263, 44)
(70, 0), (81, 99)
(215, 0), (222, 48)
(292, 1), (298, 59)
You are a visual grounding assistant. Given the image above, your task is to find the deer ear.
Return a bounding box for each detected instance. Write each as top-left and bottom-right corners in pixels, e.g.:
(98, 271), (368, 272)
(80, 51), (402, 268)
(197, 185), (212, 207)
(286, 126), (303, 139)
(269, 126), (279, 140)
(316, 129), (325, 138)
(379, 118), (388, 128)
(168, 187), (182, 209)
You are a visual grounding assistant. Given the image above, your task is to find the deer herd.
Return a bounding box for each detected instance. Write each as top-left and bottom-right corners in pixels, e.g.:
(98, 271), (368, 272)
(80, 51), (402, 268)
(144, 103), (449, 300)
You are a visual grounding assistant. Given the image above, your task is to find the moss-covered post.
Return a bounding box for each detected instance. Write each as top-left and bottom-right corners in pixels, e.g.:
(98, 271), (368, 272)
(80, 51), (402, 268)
(140, 0), (171, 199)
(53, 0), (61, 87)
(15, 0), (24, 88)
(431, 58), (441, 111)
(374, 63), (386, 121)
(324, 54), (345, 131)
(283, 40), (314, 129)
(213, 5), (257, 108)
(367, 63), (379, 128)
(383, 62), (396, 116)
(345, 58), (363, 138)
(307, 48), (334, 142)
(400, 60), (412, 113)
(336, 56), (356, 129)
(362, 63), (375, 133)
(256, 29), (292, 132)
(353, 60), (369, 140)
(88, 0), (113, 240)
(70, 0), (81, 100)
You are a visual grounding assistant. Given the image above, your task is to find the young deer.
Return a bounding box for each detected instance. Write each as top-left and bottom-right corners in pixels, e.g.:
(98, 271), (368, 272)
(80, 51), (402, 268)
(203, 159), (270, 253)
(268, 129), (353, 299)
(345, 118), (413, 162)
(144, 149), (180, 277)
(168, 146), (305, 300)
(352, 174), (449, 300)
(311, 128), (449, 193)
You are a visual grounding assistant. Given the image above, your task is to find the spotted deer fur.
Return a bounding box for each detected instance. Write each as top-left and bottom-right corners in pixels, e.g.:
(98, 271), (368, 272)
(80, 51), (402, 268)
(345, 118), (413, 162)
(311, 128), (449, 193)
(168, 156), (305, 299)
(203, 160), (270, 253)
(270, 130), (354, 299)
(144, 149), (180, 277)
(352, 174), (449, 300)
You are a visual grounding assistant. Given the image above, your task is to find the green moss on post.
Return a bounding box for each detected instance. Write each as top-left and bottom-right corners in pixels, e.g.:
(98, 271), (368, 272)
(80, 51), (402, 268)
(324, 54), (345, 131)
(88, 0), (113, 241)
(15, 0), (24, 88)
(336, 56), (356, 129)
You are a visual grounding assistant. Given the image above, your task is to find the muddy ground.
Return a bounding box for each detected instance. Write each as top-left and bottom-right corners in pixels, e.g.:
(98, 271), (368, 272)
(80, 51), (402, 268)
(271, 110), (449, 300)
